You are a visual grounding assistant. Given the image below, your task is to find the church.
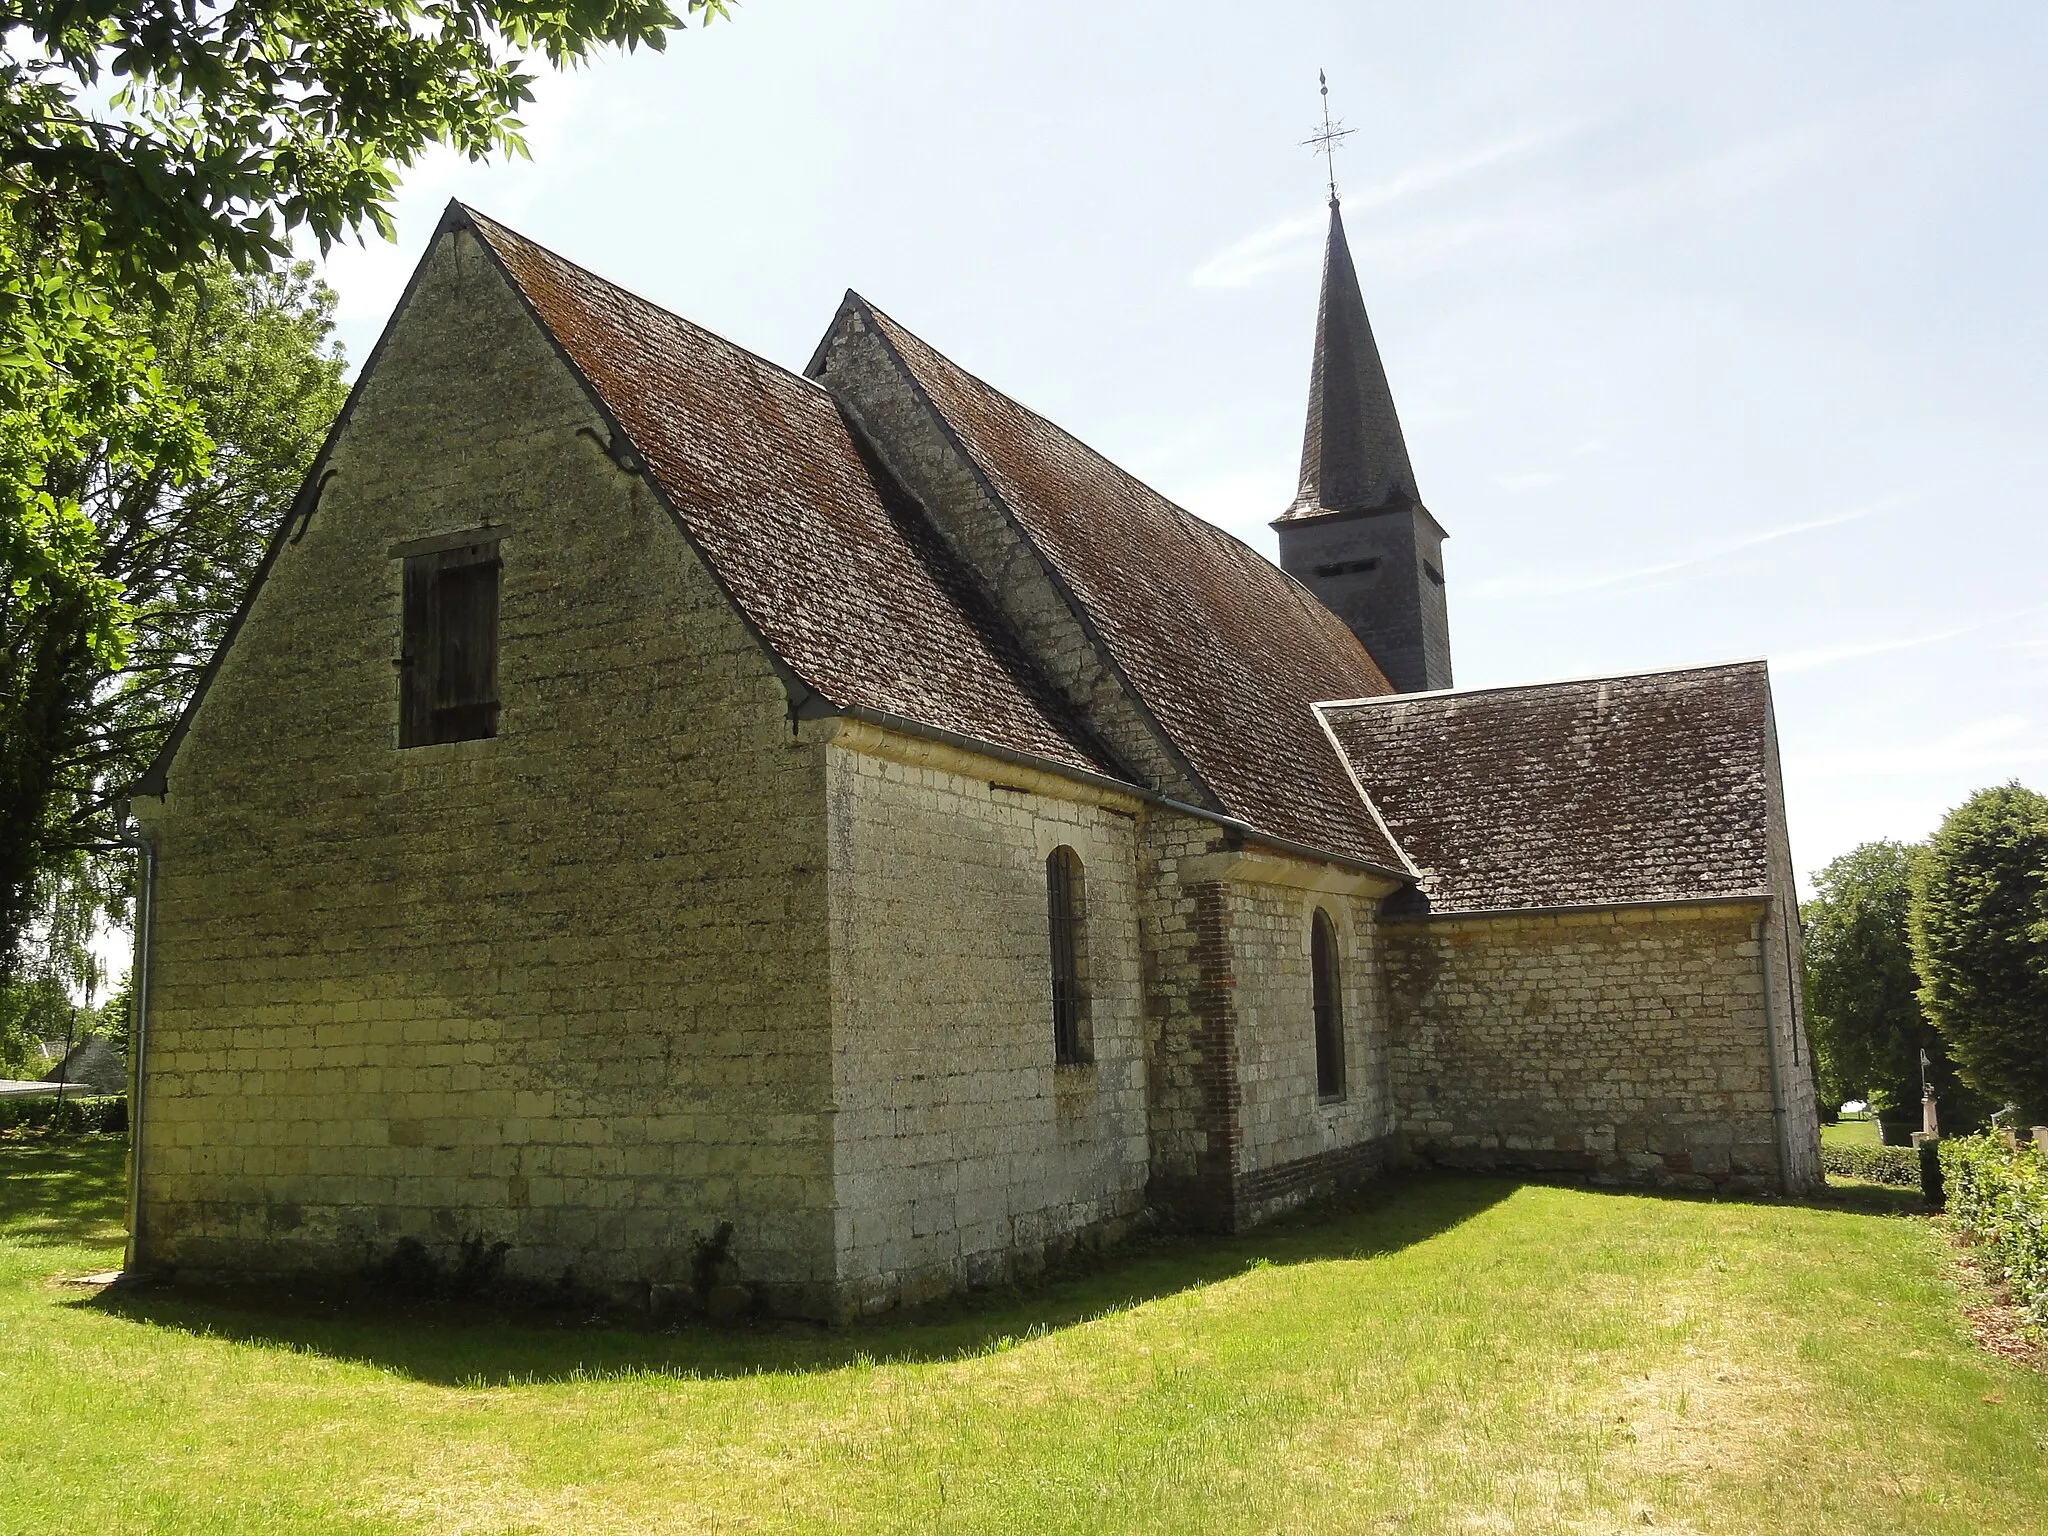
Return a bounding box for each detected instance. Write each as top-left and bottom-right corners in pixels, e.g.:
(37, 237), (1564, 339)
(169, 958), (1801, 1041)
(121, 195), (1821, 1319)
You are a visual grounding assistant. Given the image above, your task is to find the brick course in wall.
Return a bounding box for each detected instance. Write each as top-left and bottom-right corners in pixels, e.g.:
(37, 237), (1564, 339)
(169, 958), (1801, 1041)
(1142, 833), (1401, 1231)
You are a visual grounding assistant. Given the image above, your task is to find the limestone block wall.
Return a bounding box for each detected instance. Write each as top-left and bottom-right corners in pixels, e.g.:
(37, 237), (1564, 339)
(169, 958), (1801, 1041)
(130, 227), (838, 1307)
(819, 728), (1149, 1313)
(1384, 902), (1790, 1193)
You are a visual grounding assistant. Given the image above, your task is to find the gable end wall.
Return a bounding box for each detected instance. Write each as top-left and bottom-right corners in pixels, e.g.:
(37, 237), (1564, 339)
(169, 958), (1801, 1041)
(1760, 689), (1822, 1190)
(130, 227), (839, 1308)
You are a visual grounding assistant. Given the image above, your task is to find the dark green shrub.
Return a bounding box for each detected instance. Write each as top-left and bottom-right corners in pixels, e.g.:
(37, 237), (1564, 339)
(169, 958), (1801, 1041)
(1941, 1134), (2048, 1330)
(1803, 840), (1983, 1127)
(0, 1095), (126, 1136)
(1910, 785), (2048, 1123)
(1821, 1142), (1921, 1188)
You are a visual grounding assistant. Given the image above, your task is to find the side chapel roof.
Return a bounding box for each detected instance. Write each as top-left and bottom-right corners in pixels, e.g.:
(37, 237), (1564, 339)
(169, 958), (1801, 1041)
(1318, 661), (1779, 914)
(465, 208), (1125, 785)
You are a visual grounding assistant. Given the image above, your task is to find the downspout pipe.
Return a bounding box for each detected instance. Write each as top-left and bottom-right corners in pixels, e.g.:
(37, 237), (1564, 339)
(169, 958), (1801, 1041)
(1756, 900), (1792, 1195)
(115, 803), (156, 1274)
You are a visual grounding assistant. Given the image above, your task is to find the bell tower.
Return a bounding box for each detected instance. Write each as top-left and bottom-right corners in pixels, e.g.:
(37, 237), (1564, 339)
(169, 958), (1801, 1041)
(1272, 89), (1451, 693)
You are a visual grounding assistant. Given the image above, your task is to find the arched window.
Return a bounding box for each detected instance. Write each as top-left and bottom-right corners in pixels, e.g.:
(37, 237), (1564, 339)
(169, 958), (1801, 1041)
(1311, 908), (1345, 1100)
(1047, 847), (1089, 1064)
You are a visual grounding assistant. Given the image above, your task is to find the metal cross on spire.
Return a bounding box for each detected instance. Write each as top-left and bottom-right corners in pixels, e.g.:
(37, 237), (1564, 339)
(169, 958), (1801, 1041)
(1303, 69), (1356, 206)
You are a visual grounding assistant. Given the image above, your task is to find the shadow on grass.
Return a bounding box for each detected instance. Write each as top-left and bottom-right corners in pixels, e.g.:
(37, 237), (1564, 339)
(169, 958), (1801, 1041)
(0, 1138), (129, 1250)
(18, 1140), (1925, 1389)
(79, 1175), (1516, 1386)
(1448, 1165), (1934, 1221)
(1802, 1178), (1931, 1217)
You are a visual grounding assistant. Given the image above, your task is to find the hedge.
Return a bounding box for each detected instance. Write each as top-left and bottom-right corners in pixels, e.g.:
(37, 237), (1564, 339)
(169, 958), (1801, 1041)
(1822, 1141), (1921, 1188)
(1941, 1133), (2048, 1331)
(0, 1096), (128, 1137)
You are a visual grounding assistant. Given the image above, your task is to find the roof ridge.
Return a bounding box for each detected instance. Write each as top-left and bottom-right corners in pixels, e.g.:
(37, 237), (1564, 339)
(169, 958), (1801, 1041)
(851, 295), (1304, 584)
(846, 293), (1406, 867)
(1314, 656), (1771, 711)
(455, 201), (835, 401)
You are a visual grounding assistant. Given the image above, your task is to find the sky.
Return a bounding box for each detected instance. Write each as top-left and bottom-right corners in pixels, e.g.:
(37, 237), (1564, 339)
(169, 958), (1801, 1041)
(310, 0), (2047, 894)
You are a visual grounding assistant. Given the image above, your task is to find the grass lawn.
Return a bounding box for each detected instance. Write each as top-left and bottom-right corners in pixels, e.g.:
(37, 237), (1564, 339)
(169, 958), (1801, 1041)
(1821, 1118), (1882, 1149)
(0, 1143), (2042, 1534)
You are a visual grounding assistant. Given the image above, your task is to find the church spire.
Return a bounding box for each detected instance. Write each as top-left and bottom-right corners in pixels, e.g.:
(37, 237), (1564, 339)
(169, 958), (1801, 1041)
(1280, 199), (1420, 520)
(1273, 74), (1452, 694)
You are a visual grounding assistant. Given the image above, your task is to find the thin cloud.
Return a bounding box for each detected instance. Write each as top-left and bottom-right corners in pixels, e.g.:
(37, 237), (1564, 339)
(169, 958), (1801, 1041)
(1192, 100), (1891, 289)
(1345, 86), (1946, 281)
(1189, 210), (1326, 290)
(1775, 603), (2048, 673)
(1471, 497), (1904, 601)
(1791, 716), (2048, 780)
(1344, 123), (1591, 212)
(1189, 123), (1583, 290)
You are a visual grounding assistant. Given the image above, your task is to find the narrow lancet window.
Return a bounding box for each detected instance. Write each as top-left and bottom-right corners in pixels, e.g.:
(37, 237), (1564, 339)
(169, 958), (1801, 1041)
(1047, 847), (1089, 1065)
(1312, 908), (1345, 1100)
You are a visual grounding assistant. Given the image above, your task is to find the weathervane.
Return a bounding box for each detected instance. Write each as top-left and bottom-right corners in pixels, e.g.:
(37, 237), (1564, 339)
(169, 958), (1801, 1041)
(1303, 69), (1356, 206)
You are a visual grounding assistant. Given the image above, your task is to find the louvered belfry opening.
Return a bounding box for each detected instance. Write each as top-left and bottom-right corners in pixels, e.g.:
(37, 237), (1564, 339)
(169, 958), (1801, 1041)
(1047, 846), (1089, 1065)
(400, 536), (502, 747)
(1311, 909), (1345, 1100)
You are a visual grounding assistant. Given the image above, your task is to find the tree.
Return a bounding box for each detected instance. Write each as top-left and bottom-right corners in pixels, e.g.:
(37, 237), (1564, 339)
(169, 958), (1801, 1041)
(2, 0), (729, 963)
(1910, 783), (2048, 1124)
(0, 971), (71, 1079)
(78, 261), (351, 832)
(3, 0), (726, 286)
(1, 213), (207, 964)
(1, 260), (348, 975)
(1802, 839), (1986, 1131)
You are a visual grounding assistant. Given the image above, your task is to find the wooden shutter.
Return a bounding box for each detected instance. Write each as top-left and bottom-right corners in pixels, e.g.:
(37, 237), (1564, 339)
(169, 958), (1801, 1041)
(399, 554), (436, 747)
(399, 537), (500, 746)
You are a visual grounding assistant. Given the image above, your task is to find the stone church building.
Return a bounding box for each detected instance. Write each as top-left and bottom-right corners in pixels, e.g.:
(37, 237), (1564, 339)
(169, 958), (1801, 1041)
(123, 198), (1821, 1318)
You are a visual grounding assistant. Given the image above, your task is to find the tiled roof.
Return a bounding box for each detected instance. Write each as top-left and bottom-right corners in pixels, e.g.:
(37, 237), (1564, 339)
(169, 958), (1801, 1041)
(465, 208), (1126, 785)
(1319, 662), (1777, 913)
(855, 304), (1408, 869)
